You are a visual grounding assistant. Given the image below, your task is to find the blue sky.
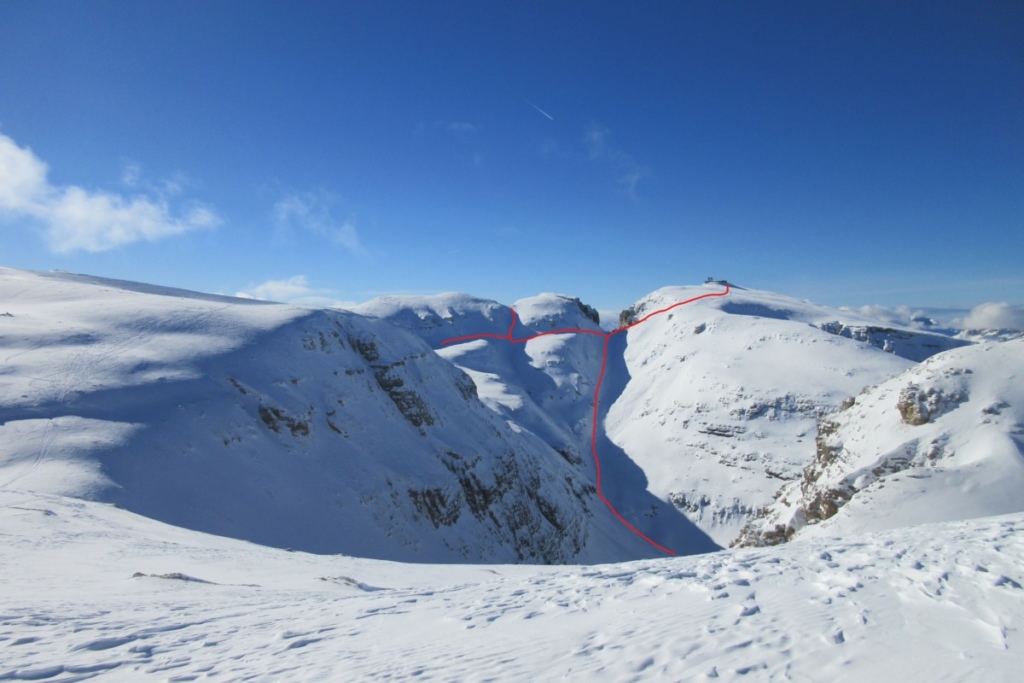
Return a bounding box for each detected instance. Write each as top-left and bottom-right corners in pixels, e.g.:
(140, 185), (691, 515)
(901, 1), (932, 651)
(1, 1), (1022, 322)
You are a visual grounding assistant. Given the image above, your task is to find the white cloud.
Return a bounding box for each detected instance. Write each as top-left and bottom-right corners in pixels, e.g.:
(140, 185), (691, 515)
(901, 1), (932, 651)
(619, 167), (651, 198)
(121, 161), (143, 188)
(414, 121), (482, 136)
(583, 123), (611, 160)
(0, 131), (220, 252)
(841, 302), (1024, 331)
(121, 160), (188, 197)
(235, 275), (359, 309)
(0, 133), (48, 212)
(961, 302), (1024, 330)
(45, 189), (220, 254)
(236, 275), (321, 302)
(273, 191), (364, 255)
(536, 138), (566, 158)
(582, 122), (650, 198)
(843, 304), (933, 328)
(447, 122), (481, 133)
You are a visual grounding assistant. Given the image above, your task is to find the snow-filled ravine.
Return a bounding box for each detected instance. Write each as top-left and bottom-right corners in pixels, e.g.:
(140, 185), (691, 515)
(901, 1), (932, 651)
(2, 489), (1022, 682)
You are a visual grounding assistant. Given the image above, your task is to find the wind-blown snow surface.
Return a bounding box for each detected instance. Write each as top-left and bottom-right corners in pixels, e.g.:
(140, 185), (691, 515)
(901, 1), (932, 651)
(1, 267), (711, 563)
(3, 489), (1023, 681)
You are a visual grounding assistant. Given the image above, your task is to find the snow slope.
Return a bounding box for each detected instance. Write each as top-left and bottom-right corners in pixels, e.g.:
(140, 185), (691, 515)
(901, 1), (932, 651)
(358, 284), (980, 550)
(736, 339), (1024, 546)
(2, 488), (1023, 682)
(3, 269), (1023, 679)
(356, 291), (605, 460)
(357, 291), (717, 556)
(0, 267), (716, 563)
(604, 285), (948, 546)
(4, 266), (1013, 564)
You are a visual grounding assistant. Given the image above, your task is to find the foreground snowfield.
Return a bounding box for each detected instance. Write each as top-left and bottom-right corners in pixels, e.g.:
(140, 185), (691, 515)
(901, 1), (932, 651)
(3, 489), (1022, 682)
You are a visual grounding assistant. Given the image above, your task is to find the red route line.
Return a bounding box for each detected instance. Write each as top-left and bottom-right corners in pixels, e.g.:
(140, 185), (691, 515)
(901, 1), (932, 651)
(440, 284), (730, 555)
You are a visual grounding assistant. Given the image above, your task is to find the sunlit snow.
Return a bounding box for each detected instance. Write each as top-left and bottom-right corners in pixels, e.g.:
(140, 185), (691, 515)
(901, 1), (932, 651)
(2, 266), (1023, 680)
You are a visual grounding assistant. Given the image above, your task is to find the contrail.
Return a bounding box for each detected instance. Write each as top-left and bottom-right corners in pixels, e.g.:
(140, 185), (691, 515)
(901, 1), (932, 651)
(524, 98), (554, 121)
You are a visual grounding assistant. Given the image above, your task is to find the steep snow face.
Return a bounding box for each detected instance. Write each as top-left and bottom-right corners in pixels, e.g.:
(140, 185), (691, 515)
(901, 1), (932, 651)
(4, 488), (1024, 681)
(737, 339), (1024, 546)
(355, 292), (608, 465)
(606, 285), (920, 546)
(0, 268), (714, 563)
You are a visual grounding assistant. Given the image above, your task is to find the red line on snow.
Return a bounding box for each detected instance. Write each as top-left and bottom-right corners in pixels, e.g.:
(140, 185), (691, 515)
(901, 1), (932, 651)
(441, 284), (730, 555)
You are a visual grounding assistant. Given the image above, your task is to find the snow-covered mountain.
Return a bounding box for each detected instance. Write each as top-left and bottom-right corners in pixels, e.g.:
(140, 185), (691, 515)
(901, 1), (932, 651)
(4, 266), (1024, 678)
(0, 267), (714, 563)
(355, 292), (607, 484)
(3, 265), (1019, 565)
(735, 338), (1024, 546)
(357, 290), (718, 555)
(604, 285), (977, 546)
(362, 283), (975, 548)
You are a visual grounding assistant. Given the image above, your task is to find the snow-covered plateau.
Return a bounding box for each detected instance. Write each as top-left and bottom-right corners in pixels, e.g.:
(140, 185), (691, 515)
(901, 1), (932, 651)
(2, 266), (1023, 680)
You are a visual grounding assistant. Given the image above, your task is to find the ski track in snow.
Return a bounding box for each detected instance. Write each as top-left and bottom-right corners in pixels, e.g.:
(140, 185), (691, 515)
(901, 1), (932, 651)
(2, 491), (1023, 681)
